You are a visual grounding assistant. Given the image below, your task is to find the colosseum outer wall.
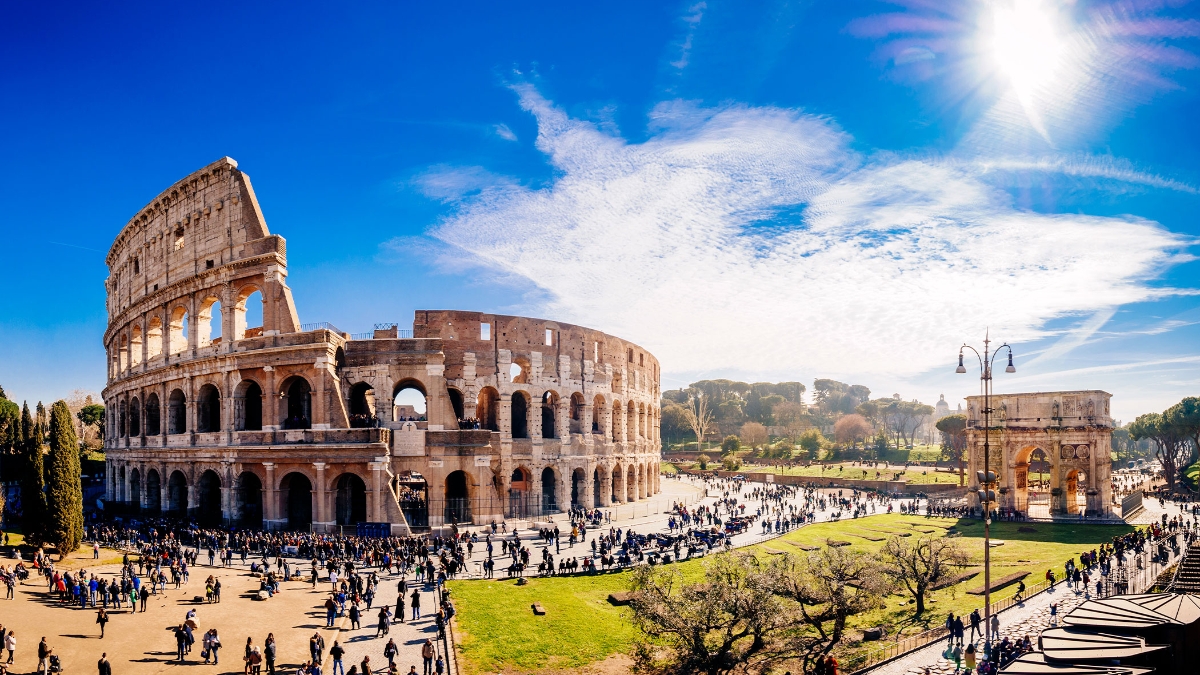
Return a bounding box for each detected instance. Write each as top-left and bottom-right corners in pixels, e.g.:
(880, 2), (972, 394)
(102, 158), (663, 532)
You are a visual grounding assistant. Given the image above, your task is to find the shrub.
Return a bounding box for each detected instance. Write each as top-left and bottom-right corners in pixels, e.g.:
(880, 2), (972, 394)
(697, 453), (711, 470)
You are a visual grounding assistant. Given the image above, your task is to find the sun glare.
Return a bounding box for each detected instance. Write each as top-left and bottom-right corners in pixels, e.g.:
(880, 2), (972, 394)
(991, 0), (1064, 94)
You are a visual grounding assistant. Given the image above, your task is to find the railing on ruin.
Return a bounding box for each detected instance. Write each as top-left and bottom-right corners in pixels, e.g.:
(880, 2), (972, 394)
(300, 321), (343, 333)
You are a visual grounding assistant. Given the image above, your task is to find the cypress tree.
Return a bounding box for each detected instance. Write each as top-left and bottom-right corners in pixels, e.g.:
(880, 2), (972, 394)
(46, 401), (83, 558)
(19, 402), (46, 545)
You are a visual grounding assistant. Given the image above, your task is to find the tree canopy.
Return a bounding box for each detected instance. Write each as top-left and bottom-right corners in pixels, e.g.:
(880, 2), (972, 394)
(46, 400), (84, 557)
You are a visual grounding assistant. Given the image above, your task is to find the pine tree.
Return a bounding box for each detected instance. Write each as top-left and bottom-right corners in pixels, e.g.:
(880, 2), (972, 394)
(46, 401), (83, 558)
(19, 401), (46, 545)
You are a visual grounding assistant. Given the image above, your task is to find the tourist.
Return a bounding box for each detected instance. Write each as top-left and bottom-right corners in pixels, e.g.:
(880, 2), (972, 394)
(97, 653), (110, 675)
(329, 641), (345, 675)
(264, 634), (277, 675)
(96, 608), (109, 639)
(209, 629), (223, 665)
(5, 629), (14, 664)
(421, 639), (435, 675)
(964, 644), (976, 674)
(174, 626), (188, 662)
(377, 605), (391, 636)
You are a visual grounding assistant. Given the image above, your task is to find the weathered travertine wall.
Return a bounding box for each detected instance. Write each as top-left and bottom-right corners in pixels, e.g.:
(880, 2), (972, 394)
(102, 159), (662, 532)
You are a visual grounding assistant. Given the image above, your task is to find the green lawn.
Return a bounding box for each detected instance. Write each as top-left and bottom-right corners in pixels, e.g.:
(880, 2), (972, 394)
(744, 462), (965, 485)
(447, 514), (1131, 674)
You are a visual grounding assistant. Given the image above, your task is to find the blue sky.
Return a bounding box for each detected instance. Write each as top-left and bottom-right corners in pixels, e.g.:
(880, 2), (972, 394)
(1, 0), (1198, 422)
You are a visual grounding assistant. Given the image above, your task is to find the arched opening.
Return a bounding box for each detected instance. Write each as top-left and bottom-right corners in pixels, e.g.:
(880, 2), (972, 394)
(233, 287), (264, 340)
(626, 465), (637, 502)
(349, 382), (376, 428)
(335, 473), (368, 526)
(509, 467), (531, 518)
(129, 468), (141, 508)
(334, 347), (346, 371)
(281, 377), (312, 430)
(118, 334), (128, 372)
(147, 317), (163, 359)
(197, 384), (221, 432)
(168, 389), (186, 429)
(445, 470), (470, 524)
(129, 397), (141, 437)
(541, 467), (558, 514)
(638, 403), (646, 439)
(569, 393), (585, 434)
(1065, 469), (1081, 515)
(593, 394), (605, 434)
(145, 394), (160, 436)
(541, 391), (558, 439)
(611, 464), (623, 503)
(477, 387), (499, 431)
(169, 306), (189, 355)
(1013, 446), (1050, 515)
(280, 472), (313, 530)
(117, 467), (125, 502)
(393, 381), (427, 422)
(511, 391), (530, 439)
(612, 401), (623, 442)
(509, 361), (527, 384)
(571, 467), (585, 507)
(235, 380), (263, 431)
(237, 472), (263, 528)
(118, 400), (127, 438)
(593, 468), (602, 507)
(198, 297), (223, 347)
(196, 470), (222, 525)
(145, 469), (161, 513)
(130, 325), (143, 367)
(447, 388), (465, 425)
(167, 470), (188, 517)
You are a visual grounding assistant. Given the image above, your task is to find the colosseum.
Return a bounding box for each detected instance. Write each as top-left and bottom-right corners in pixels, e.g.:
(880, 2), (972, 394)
(102, 157), (663, 534)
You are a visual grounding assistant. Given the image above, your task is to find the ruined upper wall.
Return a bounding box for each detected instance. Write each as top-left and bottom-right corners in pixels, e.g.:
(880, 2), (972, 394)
(105, 157), (281, 318)
(413, 310), (660, 397)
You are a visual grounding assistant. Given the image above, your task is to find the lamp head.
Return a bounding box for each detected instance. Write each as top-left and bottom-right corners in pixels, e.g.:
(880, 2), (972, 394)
(956, 352), (966, 374)
(1005, 351), (1016, 374)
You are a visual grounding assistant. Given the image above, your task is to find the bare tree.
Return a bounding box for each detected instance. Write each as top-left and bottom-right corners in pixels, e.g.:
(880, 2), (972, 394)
(684, 394), (715, 452)
(936, 414), (968, 486)
(739, 422), (768, 449)
(880, 535), (968, 616)
(833, 414), (872, 448)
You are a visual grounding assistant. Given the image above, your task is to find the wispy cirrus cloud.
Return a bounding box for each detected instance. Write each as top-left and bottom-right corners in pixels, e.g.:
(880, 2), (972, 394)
(420, 85), (1191, 382)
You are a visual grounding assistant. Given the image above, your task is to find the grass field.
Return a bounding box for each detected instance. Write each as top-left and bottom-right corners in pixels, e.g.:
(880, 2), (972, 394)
(447, 514), (1131, 674)
(743, 462), (966, 485)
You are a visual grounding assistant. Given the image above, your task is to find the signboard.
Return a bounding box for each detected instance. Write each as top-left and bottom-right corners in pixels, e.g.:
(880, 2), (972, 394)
(474, 455), (492, 466)
(429, 459), (444, 468)
(356, 522), (391, 538)
(393, 424), (426, 457)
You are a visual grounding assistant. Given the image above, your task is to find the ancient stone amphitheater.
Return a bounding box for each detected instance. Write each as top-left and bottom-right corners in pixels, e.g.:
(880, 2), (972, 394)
(102, 157), (662, 533)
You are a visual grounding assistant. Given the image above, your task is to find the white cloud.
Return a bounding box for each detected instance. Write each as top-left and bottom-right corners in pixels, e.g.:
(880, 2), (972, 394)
(670, 2), (706, 70)
(493, 123), (518, 141)
(427, 86), (1191, 383)
(411, 165), (517, 203)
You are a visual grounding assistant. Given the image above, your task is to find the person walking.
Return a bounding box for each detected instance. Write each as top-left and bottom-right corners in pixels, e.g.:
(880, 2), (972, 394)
(383, 639), (398, 670)
(174, 626), (188, 662)
(968, 609), (980, 643)
(395, 593), (405, 624)
(329, 641), (345, 675)
(376, 607), (390, 637)
(244, 637), (254, 675)
(210, 629), (223, 665)
(349, 604), (361, 631)
(97, 653), (111, 675)
(421, 640), (434, 675)
(264, 634), (276, 675)
(411, 590), (421, 620)
(38, 637), (51, 675)
(5, 629), (14, 664)
(96, 609), (109, 639)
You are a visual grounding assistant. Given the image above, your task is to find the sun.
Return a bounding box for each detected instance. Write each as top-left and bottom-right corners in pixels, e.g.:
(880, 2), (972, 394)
(988, 0), (1068, 135)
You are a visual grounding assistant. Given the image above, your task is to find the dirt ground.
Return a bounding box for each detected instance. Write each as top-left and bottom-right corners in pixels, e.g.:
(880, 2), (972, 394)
(0, 547), (448, 675)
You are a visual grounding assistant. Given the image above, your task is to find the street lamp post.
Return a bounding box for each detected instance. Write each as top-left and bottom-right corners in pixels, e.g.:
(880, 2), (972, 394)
(957, 332), (1015, 649)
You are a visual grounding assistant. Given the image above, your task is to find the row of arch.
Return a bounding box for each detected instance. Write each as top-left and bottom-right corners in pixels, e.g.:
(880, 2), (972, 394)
(467, 386), (659, 442)
(110, 376), (312, 440)
(506, 461), (659, 508)
(109, 284), (264, 379)
(111, 465), (368, 529)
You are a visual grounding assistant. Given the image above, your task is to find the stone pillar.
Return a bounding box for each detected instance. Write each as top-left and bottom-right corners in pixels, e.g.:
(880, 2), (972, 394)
(187, 473), (200, 518)
(499, 395), (512, 439)
(599, 468), (612, 507)
(263, 462), (280, 527)
(313, 462), (330, 531)
(105, 460), (114, 501)
(582, 401), (594, 435)
(160, 467), (170, 514)
(530, 472), (543, 516)
(528, 397), (542, 441)
(556, 399), (570, 440)
(583, 464), (595, 508)
(139, 466), (149, 509)
(370, 462), (385, 522)
(555, 468), (568, 513)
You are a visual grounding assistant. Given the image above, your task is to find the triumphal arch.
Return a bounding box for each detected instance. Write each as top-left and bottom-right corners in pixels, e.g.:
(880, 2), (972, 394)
(101, 157), (663, 533)
(966, 391), (1113, 517)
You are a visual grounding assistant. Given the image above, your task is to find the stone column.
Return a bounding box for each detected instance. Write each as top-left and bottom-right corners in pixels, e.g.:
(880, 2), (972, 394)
(528, 397), (542, 441)
(556, 399), (570, 440)
(160, 466), (170, 514)
(599, 468), (612, 507)
(105, 460), (114, 501)
(582, 401), (594, 436)
(499, 395), (512, 440)
(555, 469), (568, 513)
(370, 462), (385, 522)
(139, 466), (149, 509)
(313, 462), (330, 531)
(530, 472), (543, 516)
(263, 462), (279, 527)
(583, 464), (595, 508)
(220, 463), (234, 524)
(187, 473), (200, 519)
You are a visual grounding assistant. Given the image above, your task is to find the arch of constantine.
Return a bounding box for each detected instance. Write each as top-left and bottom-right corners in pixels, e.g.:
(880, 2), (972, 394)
(101, 157), (662, 533)
(966, 390), (1113, 517)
